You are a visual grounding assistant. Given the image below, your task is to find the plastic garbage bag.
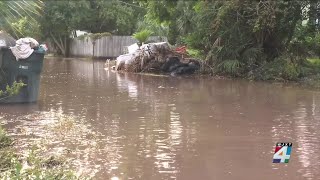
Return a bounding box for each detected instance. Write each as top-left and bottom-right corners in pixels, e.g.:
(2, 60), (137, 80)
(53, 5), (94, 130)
(128, 43), (139, 54)
(116, 53), (135, 70)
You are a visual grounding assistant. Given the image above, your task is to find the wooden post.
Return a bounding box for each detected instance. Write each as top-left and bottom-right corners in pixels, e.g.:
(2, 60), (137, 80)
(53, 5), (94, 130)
(92, 40), (96, 58)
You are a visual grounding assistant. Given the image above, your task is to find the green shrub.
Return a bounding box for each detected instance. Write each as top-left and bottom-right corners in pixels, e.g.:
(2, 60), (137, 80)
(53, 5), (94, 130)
(89, 32), (112, 41)
(77, 32), (112, 41)
(253, 56), (308, 81)
(76, 34), (88, 40)
(0, 81), (26, 100)
(133, 30), (153, 45)
(186, 48), (203, 59)
(217, 59), (242, 76)
(283, 63), (299, 80)
(307, 58), (320, 67)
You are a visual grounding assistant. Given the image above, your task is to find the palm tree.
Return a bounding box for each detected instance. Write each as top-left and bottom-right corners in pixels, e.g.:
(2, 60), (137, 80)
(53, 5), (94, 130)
(0, 0), (42, 33)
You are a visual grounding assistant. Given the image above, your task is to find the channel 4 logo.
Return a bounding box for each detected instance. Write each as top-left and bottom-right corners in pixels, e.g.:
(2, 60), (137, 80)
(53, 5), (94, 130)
(273, 142), (292, 163)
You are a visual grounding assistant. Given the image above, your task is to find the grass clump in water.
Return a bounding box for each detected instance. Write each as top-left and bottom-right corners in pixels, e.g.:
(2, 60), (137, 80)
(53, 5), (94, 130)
(0, 127), (12, 148)
(0, 126), (82, 180)
(0, 127), (15, 173)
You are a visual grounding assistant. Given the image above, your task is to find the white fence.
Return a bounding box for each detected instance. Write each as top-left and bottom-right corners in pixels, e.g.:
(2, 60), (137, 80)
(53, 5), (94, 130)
(69, 36), (167, 58)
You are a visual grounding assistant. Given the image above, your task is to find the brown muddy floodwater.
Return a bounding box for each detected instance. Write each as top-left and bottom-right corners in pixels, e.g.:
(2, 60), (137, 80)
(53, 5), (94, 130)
(1, 58), (320, 180)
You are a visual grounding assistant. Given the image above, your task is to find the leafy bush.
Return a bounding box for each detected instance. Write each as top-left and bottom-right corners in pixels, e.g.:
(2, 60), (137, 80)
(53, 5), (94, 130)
(283, 63), (300, 80)
(0, 81), (26, 100)
(186, 48), (203, 59)
(89, 32), (112, 41)
(253, 56), (307, 81)
(217, 60), (242, 76)
(77, 32), (112, 41)
(133, 30), (153, 45)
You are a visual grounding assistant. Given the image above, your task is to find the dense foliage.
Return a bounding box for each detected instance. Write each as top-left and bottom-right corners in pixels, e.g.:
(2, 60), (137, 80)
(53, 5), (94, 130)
(1, 0), (143, 57)
(1, 0), (320, 80)
(141, 0), (320, 79)
(0, 0), (42, 38)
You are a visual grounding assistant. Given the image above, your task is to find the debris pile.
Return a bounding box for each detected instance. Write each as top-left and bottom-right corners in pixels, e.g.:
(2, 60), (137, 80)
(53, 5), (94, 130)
(116, 42), (200, 76)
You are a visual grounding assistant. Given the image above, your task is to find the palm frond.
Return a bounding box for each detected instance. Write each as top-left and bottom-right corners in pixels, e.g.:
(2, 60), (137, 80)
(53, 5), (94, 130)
(218, 59), (241, 75)
(241, 47), (262, 64)
(0, 0), (43, 33)
(133, 29), (153, 44)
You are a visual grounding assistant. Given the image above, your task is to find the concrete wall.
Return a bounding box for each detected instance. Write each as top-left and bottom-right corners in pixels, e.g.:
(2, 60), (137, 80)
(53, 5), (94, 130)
(69, 36), (167, 58)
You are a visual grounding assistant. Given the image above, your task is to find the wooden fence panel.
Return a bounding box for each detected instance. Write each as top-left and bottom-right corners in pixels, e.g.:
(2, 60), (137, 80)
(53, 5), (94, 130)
(69, 36), (167, 58)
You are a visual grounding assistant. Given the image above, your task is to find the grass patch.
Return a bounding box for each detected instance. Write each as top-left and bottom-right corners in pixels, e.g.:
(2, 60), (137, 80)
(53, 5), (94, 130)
(186, 48), (204, 59)
(0, 127), (12, 149)
(307, 58), (320, 65)
(0, 126), (82, 180)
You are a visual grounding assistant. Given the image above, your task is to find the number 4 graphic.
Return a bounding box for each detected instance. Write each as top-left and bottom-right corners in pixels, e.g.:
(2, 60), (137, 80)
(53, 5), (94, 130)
(273, 146), (291, 163)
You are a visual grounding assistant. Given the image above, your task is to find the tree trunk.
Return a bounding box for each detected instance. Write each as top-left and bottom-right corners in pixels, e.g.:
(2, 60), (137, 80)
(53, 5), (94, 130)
(50, 32), (69, 57)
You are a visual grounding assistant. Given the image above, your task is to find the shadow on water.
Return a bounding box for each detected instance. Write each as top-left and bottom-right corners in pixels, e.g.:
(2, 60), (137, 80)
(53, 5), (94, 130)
(1, 58), (320, 179)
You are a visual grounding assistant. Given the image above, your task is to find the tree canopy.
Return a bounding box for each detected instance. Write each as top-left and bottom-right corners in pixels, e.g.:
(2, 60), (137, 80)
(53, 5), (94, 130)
(1, 0), (320, 80)
(141, 0), (320, 79)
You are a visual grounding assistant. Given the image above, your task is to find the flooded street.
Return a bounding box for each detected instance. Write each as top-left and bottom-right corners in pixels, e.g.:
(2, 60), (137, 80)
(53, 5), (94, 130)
(1, 58), (320, 180)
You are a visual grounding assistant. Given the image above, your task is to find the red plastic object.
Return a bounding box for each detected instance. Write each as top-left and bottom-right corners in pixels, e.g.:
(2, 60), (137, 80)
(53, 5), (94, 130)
(175, 46), (187, 54)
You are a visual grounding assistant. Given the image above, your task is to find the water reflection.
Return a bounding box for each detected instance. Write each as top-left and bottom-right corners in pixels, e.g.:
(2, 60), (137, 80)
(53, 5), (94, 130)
(294, 97), (320, 180)
(116, 73), (138, 100)
(1, 59), (320, 179)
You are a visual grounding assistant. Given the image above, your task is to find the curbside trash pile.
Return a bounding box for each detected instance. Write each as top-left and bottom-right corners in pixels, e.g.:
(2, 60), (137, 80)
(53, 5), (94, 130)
(115, 42), (200, 76)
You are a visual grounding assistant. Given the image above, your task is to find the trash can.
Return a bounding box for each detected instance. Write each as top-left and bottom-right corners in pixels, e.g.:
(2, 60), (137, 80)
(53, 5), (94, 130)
(0, 47), (45, 103)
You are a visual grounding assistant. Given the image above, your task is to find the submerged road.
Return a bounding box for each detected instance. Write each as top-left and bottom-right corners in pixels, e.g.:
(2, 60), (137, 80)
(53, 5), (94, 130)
(1, 58), (320, 180)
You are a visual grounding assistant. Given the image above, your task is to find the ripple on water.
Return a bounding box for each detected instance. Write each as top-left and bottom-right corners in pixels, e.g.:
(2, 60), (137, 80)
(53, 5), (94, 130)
(2, 59), (320, 179)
